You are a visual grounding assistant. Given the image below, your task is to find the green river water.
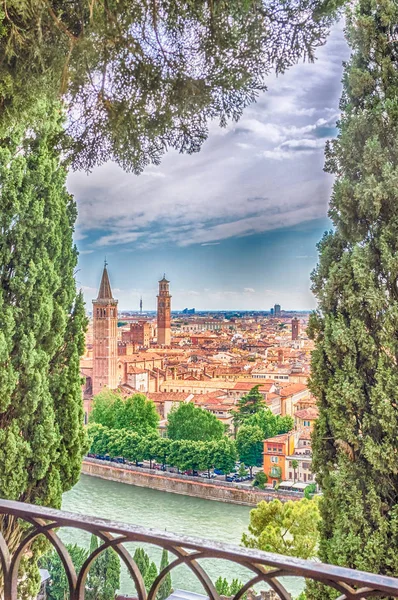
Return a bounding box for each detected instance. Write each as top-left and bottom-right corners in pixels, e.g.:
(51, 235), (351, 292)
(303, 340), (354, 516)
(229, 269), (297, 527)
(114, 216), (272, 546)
(61, 474), (303, 598)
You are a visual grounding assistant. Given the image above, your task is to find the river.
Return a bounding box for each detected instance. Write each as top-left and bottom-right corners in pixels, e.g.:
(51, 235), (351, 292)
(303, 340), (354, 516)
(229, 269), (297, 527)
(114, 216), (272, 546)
(62, 474), (303, 598)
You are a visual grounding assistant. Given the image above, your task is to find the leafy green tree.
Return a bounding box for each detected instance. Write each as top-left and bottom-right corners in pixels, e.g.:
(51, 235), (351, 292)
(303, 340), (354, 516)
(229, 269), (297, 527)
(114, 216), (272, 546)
(253, 472), (268, 489)
(0, 104), (87, 597)
(157, 549), (173, 600)
(167, 402), (224, 442)
(89, 390), (124, 429)
(40, 543), (88, 600)
(122, 431), (144, 465)
(90, 392), (159, 435)
(154, 438), (172, 470)
(233, 386), (265, 427)
(308, 0), (398, 593)
(242, 498), (321, 559)
(144, 561), (158, 593)
(236, 425), (263, 478)
(133, 548), (150, 579)
(246, 410), (294, 439)
(115, 394), (159, 435)
(304, 483), (317, 500)
(213, 438), (238, 479)
(141, 432), (161, 469)
(0, 1), (339, 172)
(87, 423), (112, 455)
(86, 535), (121, 600)
(238, 463), (249, 478)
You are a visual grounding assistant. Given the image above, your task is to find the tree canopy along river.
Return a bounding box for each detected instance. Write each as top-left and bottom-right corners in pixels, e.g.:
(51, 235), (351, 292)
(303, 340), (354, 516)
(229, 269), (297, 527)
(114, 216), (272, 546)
(62, 474), (303, 597)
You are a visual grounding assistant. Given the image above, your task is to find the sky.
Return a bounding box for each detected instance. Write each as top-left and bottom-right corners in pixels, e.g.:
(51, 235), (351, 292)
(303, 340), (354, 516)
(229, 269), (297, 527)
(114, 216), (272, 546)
(69, 22), (349, 312)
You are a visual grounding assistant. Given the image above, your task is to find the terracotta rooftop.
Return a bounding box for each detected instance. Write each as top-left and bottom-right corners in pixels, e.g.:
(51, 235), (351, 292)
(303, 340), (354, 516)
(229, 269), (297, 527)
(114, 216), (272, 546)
(295, 407), (319, 420)
(279, 383), (308, 397)
(233, 381), (273, 392)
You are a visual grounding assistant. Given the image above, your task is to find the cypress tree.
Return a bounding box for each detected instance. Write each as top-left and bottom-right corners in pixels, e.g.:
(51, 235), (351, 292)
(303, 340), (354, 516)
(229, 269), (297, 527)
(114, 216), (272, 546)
(157, 549), (172, 600)
(308, 1), (398, 596)
(0, 103), (87, 596)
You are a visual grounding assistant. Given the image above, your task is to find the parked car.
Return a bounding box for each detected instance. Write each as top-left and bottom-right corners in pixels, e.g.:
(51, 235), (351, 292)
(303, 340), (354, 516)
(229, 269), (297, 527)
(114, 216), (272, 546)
(111, 456), (125, 464)
(214, 469), (224, 475)
(200, 472), (216, 479)
(226, 476), (235, 482)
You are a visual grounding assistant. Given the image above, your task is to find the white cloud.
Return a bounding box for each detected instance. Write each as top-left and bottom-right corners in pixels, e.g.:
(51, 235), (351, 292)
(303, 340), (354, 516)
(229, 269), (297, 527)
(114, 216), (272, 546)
(69, 22), (348, 251)
(244, 288), (255, 293)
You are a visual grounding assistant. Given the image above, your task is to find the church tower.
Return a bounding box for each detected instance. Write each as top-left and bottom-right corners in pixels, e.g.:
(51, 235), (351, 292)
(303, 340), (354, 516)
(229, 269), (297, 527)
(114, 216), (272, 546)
(157, 275), (171, 346)
(92, 263), (118, 396)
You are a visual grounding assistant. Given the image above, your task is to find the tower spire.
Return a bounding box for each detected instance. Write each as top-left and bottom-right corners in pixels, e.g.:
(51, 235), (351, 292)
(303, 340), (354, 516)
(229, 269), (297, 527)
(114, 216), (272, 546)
(97, 262), (113, 300)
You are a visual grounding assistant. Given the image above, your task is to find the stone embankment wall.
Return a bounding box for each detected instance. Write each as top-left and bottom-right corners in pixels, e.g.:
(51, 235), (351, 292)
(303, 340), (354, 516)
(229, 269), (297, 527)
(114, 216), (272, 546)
(81, 458), (303, 507)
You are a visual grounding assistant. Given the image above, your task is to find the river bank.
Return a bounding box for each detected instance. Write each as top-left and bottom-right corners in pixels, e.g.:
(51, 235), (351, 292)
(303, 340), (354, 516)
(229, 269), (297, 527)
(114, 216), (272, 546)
(82, 457), (303, 506)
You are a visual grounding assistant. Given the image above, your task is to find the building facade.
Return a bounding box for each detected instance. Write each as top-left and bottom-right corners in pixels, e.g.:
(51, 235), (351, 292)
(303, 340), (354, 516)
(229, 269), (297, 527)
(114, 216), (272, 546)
(157, 275), (171, 346)
(92, 264), (118, 396)
(122, 321), (151, 347)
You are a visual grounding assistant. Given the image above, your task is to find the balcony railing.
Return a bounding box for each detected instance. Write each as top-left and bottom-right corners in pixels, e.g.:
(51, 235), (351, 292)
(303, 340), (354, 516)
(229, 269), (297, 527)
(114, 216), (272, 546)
(0, 499), (397, 600)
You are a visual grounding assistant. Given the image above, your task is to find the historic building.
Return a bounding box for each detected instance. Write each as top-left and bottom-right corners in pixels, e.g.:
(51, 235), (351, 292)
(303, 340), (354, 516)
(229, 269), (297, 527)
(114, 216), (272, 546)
(157, 275), (171, 346)
(92, 263), (118, 396)
(291, 317), (300, 340)
(122, 321), (151, 347)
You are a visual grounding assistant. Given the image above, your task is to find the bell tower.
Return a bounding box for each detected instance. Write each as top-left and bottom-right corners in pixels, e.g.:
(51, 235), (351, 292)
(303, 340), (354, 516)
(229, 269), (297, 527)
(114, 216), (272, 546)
(157, 275), (171, 346)
(92, 262), (118, 396)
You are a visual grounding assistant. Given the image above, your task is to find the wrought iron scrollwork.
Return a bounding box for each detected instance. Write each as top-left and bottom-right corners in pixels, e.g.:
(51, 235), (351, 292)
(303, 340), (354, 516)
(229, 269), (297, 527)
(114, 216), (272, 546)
(0, 499), (397, 600)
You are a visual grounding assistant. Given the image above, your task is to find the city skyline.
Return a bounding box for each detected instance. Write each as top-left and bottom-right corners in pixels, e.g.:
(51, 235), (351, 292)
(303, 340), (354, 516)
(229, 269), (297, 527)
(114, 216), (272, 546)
(71, 22), (348, 311)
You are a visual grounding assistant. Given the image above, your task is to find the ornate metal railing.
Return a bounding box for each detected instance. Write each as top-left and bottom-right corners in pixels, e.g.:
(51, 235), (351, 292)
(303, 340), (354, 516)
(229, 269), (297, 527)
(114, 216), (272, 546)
(0, 499), (397, 600)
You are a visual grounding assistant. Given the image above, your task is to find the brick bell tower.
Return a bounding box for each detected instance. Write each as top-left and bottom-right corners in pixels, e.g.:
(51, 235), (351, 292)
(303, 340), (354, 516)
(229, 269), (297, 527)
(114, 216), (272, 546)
(157, 275), (171, 346)
(92, 261), (118, 396)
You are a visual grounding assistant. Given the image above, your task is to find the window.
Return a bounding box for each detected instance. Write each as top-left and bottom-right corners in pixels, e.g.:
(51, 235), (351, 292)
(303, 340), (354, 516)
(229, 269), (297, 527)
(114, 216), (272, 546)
(308, 474), (313, 481)
(289, 471), (292, 479)
(271, 456), (278, 463)
(304, 420), (310, 427)
(278, 447), (282, 453)
(289, 461), (292, 468)
(270, 467), (280, 477)
(273, 447), (277, 452)
(304, 474), (307, 482)
(303, 462), (311, 470)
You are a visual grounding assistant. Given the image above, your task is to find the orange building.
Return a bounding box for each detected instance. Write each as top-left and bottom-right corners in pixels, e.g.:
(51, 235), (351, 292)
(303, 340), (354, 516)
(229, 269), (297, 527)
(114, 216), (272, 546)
(263, 432), (296, 487)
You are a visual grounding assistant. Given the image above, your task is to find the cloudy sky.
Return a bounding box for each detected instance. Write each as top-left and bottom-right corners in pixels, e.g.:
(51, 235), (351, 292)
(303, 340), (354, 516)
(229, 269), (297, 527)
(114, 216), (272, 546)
(69, 22), (349, 312)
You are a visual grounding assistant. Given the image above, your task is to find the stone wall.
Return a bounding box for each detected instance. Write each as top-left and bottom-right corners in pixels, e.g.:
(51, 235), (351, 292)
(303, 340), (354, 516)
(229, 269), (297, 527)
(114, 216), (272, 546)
(81, 459), (301, 506)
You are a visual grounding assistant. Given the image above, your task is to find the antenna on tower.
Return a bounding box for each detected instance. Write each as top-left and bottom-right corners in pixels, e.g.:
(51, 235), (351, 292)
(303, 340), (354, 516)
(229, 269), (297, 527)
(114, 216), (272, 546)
(104, 256), (108, 268)
(140, 296), (143, 314)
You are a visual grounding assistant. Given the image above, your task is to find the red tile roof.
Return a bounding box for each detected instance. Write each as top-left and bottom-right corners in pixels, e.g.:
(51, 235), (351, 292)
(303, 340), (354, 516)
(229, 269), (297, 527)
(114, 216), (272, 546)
(295, 407), (318, 420)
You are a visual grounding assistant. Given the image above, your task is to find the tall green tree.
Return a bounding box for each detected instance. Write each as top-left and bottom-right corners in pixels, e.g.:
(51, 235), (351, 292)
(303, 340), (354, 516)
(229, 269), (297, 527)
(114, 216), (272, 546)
(0, 103), (87, 597)
(133, 548), (150, 579)
(167, 402), (224, 442)
(308, 0), (398, 595)
(233, 386), (265, 427)
(0, 1), (340, 172)
(40, 544), (89, 600)
(144, 561), (158, 593)
(157, 549), (173, 600)
(86, 535), (121, 600)
(236, 425), (264, 478)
